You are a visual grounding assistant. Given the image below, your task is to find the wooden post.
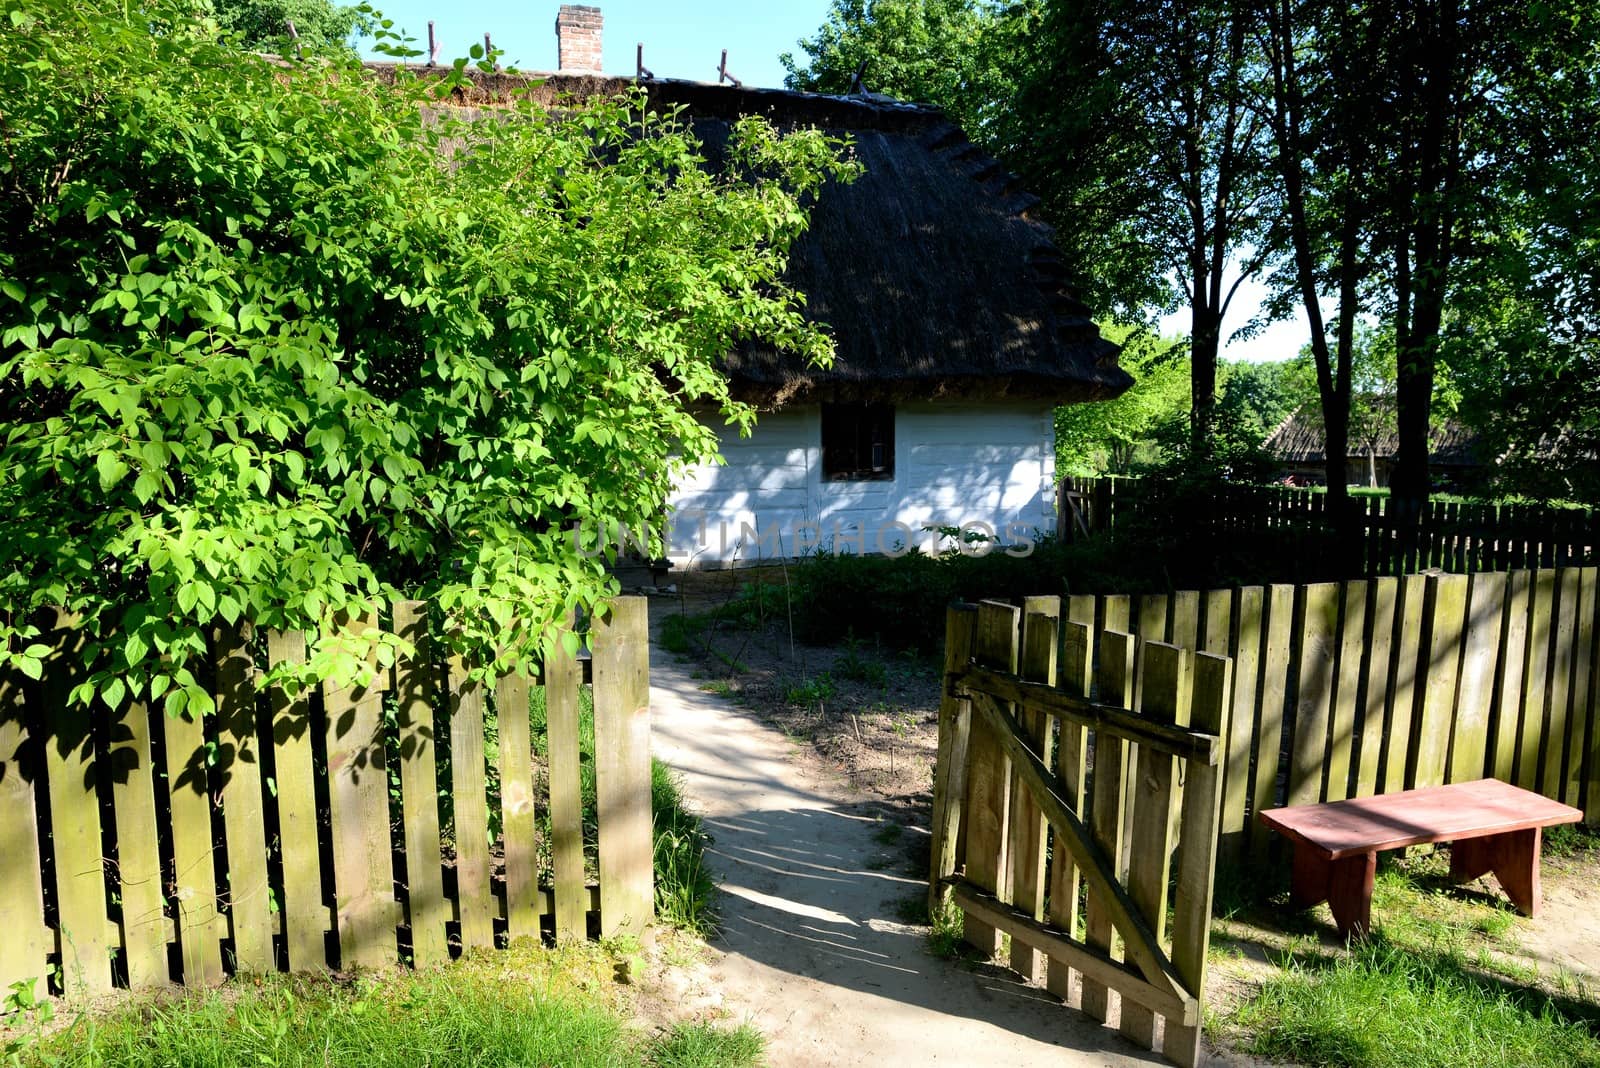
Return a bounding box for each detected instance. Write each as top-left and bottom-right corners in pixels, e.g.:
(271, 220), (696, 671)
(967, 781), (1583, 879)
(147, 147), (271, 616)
(1120, 642), (1189, 1050)
(1008, 598), (1058, 981)
(213, 621), (273, 973)
(962, 601), (1020, 956)
(391, 603), (447, 967)
(1167, 652), (1232, 1068)
(594, 597), (653, 938)
(930, 605), (977, 916)
(266, 628), (325, 972)
(1080, 629), (1133, 1024)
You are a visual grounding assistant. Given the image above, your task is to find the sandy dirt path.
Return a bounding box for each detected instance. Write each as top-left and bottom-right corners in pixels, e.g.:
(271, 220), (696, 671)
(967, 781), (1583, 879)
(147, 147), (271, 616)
(648, 618), (1165, 1068)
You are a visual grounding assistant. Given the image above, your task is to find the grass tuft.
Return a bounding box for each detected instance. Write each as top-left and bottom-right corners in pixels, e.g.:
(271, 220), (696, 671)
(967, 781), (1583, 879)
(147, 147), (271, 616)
(650, 1021), (765, 1068)
(1233, 939), (1600, 1068)
(17, 942), (767, 1068)
(651, 760), (718, 938)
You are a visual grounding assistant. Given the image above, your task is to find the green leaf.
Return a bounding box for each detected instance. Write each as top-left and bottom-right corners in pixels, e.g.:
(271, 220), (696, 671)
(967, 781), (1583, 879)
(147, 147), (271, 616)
(96, 451), (130, 492)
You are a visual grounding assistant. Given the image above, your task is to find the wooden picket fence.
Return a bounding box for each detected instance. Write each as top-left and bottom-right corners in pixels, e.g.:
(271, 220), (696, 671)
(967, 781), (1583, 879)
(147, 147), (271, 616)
(1043, 569), (1600, 873)
(0, 597), (653, 1003)
(930, 598), (1229, 1068)
(1062, 476), (1598, 578)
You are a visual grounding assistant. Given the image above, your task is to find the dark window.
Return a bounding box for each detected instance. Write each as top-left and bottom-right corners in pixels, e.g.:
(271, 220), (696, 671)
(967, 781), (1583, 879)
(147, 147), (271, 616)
(821, 403), (895, 481)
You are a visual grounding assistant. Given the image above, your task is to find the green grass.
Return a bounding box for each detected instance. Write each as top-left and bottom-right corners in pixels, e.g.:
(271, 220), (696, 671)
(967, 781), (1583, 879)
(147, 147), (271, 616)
(16, 945), (763, 1068)
(1234, 939), (1600, 1068)
(651, 762), (717, 937)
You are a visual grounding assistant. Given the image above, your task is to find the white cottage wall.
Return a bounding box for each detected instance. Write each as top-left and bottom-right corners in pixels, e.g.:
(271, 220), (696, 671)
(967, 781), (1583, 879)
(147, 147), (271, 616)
(664, 402), (1057, 566)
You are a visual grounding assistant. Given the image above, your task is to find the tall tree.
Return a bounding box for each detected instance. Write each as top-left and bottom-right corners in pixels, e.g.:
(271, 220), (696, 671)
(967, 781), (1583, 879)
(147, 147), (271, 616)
(1015, 1), (1274, 447)
(207, 0), (369, 51)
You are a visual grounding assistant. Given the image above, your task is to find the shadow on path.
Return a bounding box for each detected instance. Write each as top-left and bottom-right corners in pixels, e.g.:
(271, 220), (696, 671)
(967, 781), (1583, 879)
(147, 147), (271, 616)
(649, 612), (1162, 1067)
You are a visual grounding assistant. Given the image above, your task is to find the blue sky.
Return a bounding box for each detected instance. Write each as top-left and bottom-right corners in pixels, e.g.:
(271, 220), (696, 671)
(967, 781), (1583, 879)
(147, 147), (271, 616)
(360, 1), (832, 89)
(359, 1), (1305, 362)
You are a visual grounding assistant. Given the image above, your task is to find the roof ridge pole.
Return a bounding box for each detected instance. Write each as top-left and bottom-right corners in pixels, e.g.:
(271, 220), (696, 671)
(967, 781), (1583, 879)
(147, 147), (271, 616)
(428, 20), (438, 67)
(636, 43), (653, 81)
(285, 19), (302, 61)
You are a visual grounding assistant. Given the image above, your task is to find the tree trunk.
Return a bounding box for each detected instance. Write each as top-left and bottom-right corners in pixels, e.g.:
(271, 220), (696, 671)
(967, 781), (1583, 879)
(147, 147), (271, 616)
(1190, 303), (1221, 452)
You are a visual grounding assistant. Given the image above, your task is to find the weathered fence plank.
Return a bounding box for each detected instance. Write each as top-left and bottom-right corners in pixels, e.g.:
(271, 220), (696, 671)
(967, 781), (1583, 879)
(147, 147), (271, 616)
(1519, 570), (1557, 791)
(0, 670), (51, 999)
(1218, 587), (1261, 863)
(392, 602), (447, 967)
(214, 622), (273, 973)
(1450, 573), (1504, 783)
(962, 601), (1020, 956)
(1080, 630), (1133, 1024)
(164, 701), (223, 987)
(1355, 578), (1397, 798)
(1120, 642), (1189, 1049)
(109, 698), (167, 991)
(39, 615), (111, 998)
(1289, 584), (1339, 806)
(266, 628), (324, 973)
(1008, 598), (1059, 981)
(1382, 575), (1427, 794)
(1566, 568), (1596, 808)
(1491, 571), (1531, 784)
(1326, 582), (1366, 802)
(545, 634), (589, 945)
(1046, 619), (1092, 1001)
(594, 597), (653, 938)
(1411, 575), (1467, 789)
(322, 611), (396, 971)
(1249, 586), (1294, 867)
(496, 671), (540, 942)
(447, 658), (495, 952)
(1167, 652), (1231, 1068)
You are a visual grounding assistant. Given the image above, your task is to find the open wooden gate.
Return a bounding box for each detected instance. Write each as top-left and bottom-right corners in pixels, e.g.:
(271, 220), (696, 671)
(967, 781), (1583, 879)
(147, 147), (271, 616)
(930, 599), (1230, 1068)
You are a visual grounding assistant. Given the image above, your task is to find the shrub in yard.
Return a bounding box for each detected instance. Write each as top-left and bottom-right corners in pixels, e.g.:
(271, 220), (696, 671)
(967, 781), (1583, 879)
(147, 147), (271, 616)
(0, 0), (856, 709)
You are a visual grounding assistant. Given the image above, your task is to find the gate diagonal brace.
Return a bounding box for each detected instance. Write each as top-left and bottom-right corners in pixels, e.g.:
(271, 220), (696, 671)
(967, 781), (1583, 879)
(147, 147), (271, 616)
(962, 686), (1195, 1012)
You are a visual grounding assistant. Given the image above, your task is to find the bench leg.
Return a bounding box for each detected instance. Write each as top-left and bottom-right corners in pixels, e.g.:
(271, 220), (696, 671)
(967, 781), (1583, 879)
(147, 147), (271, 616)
(1290, 843), (1330, 909)
(1326, 852), (1376, 941)
(1453, 828), (1542, 916)
(1291, 844), (1376, 940)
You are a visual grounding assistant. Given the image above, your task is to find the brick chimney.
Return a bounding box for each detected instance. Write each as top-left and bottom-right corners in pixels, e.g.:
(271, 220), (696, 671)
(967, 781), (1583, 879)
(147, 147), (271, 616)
(555, 5), (603, 73)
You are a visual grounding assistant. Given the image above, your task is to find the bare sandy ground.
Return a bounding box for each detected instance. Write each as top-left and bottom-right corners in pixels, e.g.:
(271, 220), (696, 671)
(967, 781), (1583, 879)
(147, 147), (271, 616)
(646, 606), (1171, 1068)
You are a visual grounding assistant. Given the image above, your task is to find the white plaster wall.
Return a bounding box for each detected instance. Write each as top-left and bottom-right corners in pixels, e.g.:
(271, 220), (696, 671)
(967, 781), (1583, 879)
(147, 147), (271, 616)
(666, 402), (1057, 566)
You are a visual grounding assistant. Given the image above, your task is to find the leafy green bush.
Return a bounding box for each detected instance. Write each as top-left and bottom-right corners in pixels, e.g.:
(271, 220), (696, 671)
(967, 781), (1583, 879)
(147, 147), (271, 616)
(0, 0), (855, 709)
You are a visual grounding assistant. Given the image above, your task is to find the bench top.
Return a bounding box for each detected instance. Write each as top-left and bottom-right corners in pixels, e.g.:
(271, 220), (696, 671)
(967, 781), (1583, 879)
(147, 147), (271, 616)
(1258, 779), (1582, 860)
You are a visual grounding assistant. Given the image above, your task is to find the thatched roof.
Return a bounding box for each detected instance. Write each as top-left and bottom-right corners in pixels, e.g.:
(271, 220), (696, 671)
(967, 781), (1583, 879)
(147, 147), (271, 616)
(369, 66), (1130, 407)
(1266, 405), (1479, 466)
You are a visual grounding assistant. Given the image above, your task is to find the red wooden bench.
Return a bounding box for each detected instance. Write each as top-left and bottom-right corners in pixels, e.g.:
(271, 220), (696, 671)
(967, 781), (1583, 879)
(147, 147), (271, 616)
(1258, 779), (1582, 939)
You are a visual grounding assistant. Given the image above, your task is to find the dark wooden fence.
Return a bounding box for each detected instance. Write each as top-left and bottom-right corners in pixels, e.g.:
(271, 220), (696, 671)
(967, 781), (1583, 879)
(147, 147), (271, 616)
(1061, 476), (1598, 577)
(0, 597), (653, 1002)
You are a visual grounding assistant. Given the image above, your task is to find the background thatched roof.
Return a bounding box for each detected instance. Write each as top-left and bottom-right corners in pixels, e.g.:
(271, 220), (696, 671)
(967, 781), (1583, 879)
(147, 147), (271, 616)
(1266, 404), (1479, 466)
(372, 66), (1130, 407)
